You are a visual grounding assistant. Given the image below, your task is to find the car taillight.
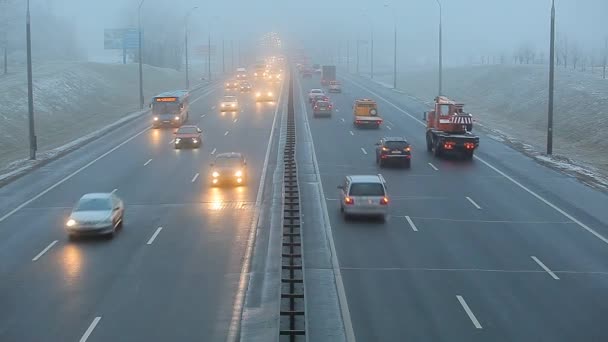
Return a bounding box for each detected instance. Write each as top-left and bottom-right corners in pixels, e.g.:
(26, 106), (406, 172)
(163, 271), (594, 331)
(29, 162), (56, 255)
(382, 147), (389, 152)
(380, 197), (389, 205)
(405, 147), (411, 152)
(465, 142), (475, 149)
(314, 106), (318, 110)
(344, 197), (354, 205)
(328, 104), (333, 109)
(444, 142), (455, 149)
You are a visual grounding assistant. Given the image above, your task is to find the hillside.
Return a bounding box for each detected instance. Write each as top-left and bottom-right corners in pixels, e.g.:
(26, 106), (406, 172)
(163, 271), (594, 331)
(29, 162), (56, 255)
(375, 65), (608, 176)
(0, 62), (199, 169)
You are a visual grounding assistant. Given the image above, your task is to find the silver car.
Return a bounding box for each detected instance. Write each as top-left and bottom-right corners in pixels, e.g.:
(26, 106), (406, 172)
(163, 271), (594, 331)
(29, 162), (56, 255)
(338, 175), (389, 221)
(65, 193), (124, 239)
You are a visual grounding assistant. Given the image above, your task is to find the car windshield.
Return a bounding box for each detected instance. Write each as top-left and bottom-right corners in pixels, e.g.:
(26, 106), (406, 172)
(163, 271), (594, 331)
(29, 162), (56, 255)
(152, 102), (179, 114)
(75, 198), (111, 211)
(215, 157), (241, 167)
(223, 97), (236, 102)
(385, 141), (408, 149)
(177, 127), (198, 134)
(317, 101), (329, 106)
(349, 183), (385, 196)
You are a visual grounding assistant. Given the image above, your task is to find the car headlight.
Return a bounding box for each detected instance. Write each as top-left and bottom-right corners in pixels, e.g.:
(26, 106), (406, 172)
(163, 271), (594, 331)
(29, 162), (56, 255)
(175, 138), (181, 144)
(235, 170), (243, 177)
(268, 92), (273, 96)
(212, 171), (219, 178)
(192, 139), (198, 143)
(153, 117), (159, 121)
(231, 103), (236, 107)
(256, 92), (261, 97)
(174, 116), (180, 120)
(221, 103), (225, 107)
(66, 219), (76, 227)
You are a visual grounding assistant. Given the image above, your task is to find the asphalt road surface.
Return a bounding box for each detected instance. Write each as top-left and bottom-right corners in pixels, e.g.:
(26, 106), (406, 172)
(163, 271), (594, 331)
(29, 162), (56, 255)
(296, 72), (608, 342)
(0, 80), (284, 342)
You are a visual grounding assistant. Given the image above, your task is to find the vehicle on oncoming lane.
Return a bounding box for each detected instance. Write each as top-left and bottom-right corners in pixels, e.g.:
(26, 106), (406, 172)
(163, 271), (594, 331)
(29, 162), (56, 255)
(220, 95), (239, 112)
(65, 193), (124, 239)
(151, 90), (189, 128)
(338, 175), (389, 222)
(174, 125), (202, 149)
(210, 152), (248, 186)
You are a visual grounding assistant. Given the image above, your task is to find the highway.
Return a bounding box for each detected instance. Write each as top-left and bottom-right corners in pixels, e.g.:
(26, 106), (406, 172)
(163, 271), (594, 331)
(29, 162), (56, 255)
(2, 65), (608, 342)
(0, 80), (284, 341)
(295, 72), (608, 341)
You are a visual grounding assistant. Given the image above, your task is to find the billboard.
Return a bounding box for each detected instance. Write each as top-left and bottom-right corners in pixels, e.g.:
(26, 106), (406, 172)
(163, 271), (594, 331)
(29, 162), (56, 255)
(104, 28), (138, 50)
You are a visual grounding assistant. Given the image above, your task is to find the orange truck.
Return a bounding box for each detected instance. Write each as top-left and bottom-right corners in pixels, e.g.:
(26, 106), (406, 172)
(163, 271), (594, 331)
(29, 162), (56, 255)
(424, 96), (479, 159)
(353, 99), (382, 128)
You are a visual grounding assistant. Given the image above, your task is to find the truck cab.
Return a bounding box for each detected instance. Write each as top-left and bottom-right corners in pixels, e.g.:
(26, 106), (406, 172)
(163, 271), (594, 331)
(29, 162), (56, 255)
(353, 99), (382, 128)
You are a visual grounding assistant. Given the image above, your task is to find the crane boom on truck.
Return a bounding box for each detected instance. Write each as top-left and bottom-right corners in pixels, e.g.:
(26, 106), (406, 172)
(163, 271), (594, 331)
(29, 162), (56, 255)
(424, 96), (479, 159)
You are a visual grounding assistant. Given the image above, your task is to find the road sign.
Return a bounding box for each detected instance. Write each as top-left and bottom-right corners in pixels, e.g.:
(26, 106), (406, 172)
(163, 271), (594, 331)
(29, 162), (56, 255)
(104, 28), (139, 50)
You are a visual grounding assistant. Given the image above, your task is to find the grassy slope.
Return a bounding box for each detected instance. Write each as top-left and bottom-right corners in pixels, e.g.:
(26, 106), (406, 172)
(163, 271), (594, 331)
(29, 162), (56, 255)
(0, 62), (192, 168)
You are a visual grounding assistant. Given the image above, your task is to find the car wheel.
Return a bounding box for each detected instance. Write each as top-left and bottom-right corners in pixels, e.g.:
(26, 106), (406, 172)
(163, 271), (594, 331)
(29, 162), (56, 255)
(68, 234), (77, 241)
(404, 160), (411, 169)
(379, 214), (387, 223)
(106, 229), (115, 239)
(379, 159), (385, 168)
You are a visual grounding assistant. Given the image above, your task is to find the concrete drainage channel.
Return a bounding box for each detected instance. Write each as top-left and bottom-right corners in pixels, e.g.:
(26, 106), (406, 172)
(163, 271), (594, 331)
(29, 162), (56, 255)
(279, 73), (307, 341)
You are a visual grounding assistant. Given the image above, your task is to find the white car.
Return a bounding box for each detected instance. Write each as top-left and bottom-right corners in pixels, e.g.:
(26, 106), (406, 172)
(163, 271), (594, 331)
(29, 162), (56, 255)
(338, 175), (389, 221)
(308, 89), (325, 103)
(65, 193), (125, 239)
(220, 96), (239, 112)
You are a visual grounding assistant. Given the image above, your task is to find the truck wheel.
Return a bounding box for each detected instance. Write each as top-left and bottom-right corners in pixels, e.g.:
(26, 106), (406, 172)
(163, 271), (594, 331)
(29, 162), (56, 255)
(433, 142), (442, 157)
(426, 134), (433, 152)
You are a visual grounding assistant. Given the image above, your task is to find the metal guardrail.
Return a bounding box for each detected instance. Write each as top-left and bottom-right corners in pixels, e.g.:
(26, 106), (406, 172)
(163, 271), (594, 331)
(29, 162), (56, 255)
(279, 71), (306, 341)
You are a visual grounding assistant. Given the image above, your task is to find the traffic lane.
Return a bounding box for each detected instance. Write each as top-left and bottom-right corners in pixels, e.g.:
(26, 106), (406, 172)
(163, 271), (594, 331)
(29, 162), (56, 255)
(84, 203), (255, 342)
(0, 203), (169, 342)
(0, 83), (281, 341)
(0, 83), (219, 216)
(331, 77), (608, 270)
(0, 87), (226, 274)
(340, 74), (608, 235)
(340, 267), (608, 342)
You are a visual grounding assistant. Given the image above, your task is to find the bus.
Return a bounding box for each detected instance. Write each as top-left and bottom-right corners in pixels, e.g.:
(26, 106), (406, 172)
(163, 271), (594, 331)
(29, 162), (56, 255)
(150, 90), (189, 128)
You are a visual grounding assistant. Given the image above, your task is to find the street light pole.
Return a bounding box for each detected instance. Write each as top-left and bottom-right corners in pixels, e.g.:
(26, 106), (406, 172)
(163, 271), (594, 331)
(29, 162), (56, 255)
(356, 38), (360, 74)
(436, 0), (443, 97)
(346, 40), (350, 73)
(207, 33), (211, 81)
(370, 29), (374, 79)
(393, 23), (397, 89)
(547, 0), (556, 155)
(184, 7), (198, 89)
(222, 38), (225, 74)
(26, 0), (36, 160)
(138, 0), (145, 109)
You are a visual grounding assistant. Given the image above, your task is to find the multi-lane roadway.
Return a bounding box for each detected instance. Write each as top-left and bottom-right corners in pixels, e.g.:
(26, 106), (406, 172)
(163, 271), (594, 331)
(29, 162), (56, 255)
(2, 66), (608, 342)
(296, 72), (608, 341)
(0, 80), (284, 341)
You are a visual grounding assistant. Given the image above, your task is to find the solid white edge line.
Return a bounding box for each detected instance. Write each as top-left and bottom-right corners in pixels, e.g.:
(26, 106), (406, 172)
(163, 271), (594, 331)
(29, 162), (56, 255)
(191, 173), (199, 183)
(144, 158), (152, 166)
(211, 148), (217, 155)
(0, 85), (218, 225)
(226, 75), (285, 342)
(146, 227), (163, 245)
(456, 295), (483, 329)
(224, 131), (229, 136)
(0, 128), (149, 223)
(79, 316), (101, 342)
(531, 256), (560, 280)
(466, 196), (482, 210)
(360, 147), (367, 155)
(428, 162), (439, 171)
(405, 216), (419, 232)
(296, 75), (356, 341)
(32, 240), (58, 261)
(343, 75), (608, 246)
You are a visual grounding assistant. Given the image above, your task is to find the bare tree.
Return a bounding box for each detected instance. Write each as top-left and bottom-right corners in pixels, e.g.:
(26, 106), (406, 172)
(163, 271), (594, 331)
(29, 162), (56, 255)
(571, 42), (580, 70)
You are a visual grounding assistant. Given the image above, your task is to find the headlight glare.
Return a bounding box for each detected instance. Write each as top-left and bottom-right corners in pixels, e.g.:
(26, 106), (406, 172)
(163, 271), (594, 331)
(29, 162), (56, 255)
(66, 219), (76, 227)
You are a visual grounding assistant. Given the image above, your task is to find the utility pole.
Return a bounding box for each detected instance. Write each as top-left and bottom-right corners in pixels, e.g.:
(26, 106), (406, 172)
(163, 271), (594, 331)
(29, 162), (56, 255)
(184, 7), (197, 89)
(603, 37), (607, 80)
(346, 40), (350, 73)
(547, 0), (556, 155)
(356, 38), (360, 74)
(26, 0), (36, 160)
(370, 29), (374, 79)
(393, 24), (397, 89)
(436, 0), (443, 96)
(231, 40), (234, 70)
(138, 0), (145, 109)
(222, 39), (225, 74)
(207, 34), (211, 81)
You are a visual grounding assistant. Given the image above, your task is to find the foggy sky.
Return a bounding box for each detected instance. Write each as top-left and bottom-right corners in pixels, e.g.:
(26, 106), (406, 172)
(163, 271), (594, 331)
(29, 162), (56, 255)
(12, 0), (608, 67)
